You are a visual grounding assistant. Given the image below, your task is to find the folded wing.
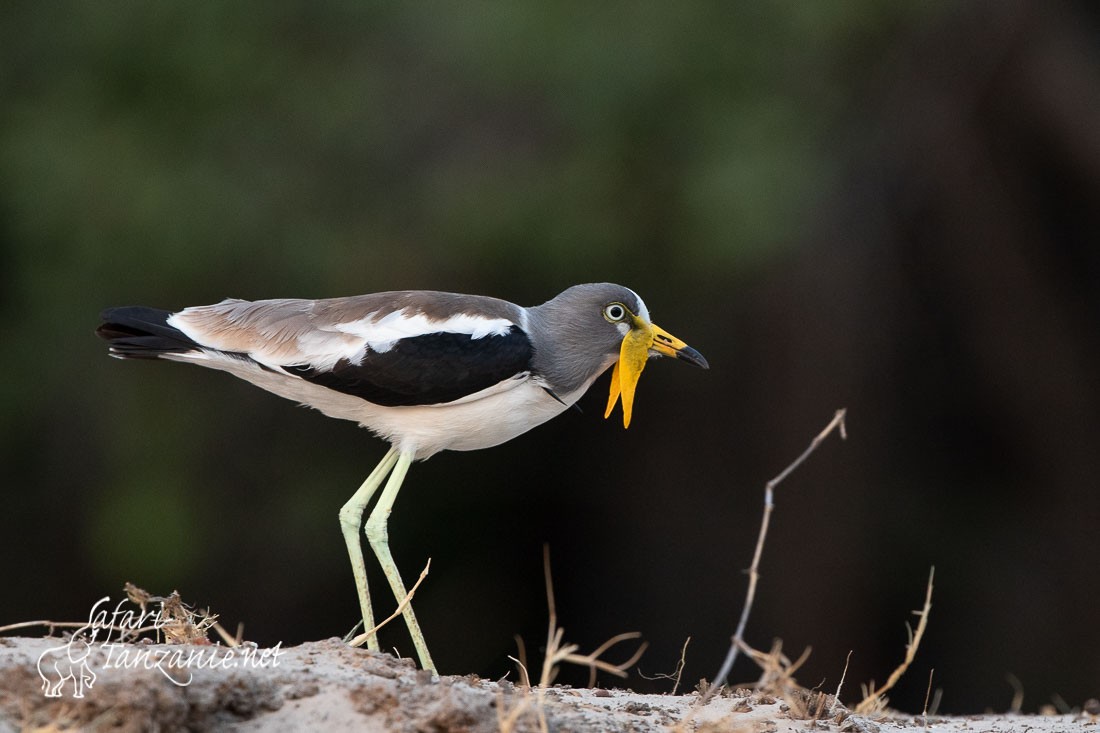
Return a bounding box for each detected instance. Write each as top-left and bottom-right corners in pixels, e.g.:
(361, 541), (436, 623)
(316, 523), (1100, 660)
(101, 292), (535, 408)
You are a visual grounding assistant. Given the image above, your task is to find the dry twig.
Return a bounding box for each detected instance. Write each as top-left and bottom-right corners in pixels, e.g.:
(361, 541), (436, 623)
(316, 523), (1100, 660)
(855, 567), (935, 714)
(349, 559), (431, 648)
(639, 636), (692, 695)
(703, 408), (848, 702)
(0, 620), (103, 636)
(510, 635), (531, 687)
(1006, 673), (1025, 714)
(671, 636), (691, 695)
(921, 667), (935, 728)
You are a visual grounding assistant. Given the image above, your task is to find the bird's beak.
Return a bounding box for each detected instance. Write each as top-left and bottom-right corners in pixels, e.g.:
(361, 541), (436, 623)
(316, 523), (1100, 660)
(648, 323), (710, 369)
(604, 318), (708, 428)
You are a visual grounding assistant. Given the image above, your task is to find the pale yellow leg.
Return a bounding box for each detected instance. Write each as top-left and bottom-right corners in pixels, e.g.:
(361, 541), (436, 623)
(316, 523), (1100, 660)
(364, 449), (436, 673)
(338, 447), (399, 652)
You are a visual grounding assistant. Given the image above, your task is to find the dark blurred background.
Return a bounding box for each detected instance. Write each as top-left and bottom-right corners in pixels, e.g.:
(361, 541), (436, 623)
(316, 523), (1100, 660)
(3, 0), (1098, 715)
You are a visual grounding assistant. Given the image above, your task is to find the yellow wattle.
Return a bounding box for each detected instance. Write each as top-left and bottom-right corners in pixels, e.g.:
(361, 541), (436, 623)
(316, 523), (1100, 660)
(604, 326), (654, 428)
(603, 359), (622, 420)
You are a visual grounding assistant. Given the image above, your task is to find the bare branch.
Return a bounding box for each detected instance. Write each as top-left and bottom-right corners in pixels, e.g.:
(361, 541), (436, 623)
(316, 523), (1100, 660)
(705, 408), (848, 701)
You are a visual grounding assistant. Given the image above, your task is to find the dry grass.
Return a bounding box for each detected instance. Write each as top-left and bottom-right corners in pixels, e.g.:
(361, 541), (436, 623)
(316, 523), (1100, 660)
(679, 409), (939, 728)
(124, 583), (228, 646)
(0, 583), (231, 646)
(497, 546), (648, 733)
(693, 568), (936, 726)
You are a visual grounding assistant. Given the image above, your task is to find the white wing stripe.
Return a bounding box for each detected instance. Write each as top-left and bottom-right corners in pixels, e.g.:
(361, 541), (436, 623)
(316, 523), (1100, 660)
(331, 310), (515, 356)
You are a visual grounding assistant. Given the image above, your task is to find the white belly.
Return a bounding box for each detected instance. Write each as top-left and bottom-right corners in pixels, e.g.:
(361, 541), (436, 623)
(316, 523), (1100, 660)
(363, 379), (580, 457)
(164, 352), (597, 460)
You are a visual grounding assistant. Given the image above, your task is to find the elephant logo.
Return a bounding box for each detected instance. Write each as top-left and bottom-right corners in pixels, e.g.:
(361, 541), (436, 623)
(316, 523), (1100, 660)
(37, 629), (99, 698)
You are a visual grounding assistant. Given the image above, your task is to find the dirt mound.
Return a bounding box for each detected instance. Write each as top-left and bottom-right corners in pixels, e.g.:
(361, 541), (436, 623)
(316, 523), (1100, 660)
(1, 636), (1094, 732)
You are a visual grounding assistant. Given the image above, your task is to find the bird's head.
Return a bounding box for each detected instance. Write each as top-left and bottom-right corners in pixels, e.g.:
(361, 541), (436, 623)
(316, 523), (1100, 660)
(536, 283), (709, 428)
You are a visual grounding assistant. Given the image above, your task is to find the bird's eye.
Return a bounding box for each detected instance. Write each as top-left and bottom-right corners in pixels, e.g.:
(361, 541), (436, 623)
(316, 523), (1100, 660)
(603, 303), (627, 322)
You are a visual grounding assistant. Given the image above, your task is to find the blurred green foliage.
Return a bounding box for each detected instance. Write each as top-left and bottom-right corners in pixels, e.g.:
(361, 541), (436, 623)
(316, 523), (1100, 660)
(1, 0), (936, 572)
(2, 1), (936, 298)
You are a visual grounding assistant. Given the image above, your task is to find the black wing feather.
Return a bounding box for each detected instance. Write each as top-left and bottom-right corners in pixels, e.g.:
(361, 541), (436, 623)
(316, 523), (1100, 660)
(285, 326), (534, 407)
(97, 306), (199, 359)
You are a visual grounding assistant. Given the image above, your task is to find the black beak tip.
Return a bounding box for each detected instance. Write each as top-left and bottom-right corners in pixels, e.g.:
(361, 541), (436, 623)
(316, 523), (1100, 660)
(678, 346), (709, 370)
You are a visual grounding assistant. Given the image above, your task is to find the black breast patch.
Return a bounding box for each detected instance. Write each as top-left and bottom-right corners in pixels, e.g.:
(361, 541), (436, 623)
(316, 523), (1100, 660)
(284, 326), (535, 407)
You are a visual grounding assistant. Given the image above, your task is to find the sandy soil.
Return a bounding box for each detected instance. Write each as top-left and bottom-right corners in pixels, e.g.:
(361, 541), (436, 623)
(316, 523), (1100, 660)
(1, 636), (1096, 732)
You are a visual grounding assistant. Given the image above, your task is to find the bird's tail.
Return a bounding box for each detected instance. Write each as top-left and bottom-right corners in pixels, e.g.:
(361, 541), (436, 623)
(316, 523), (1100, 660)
(96, 306), (199, 359)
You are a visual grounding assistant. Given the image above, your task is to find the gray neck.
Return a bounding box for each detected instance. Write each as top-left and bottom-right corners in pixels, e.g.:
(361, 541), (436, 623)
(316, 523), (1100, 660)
(524, 302), (616, 395)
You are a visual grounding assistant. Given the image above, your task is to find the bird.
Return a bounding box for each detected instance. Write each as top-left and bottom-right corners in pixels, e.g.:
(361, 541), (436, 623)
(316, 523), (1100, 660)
(96, 282), (708, 674)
